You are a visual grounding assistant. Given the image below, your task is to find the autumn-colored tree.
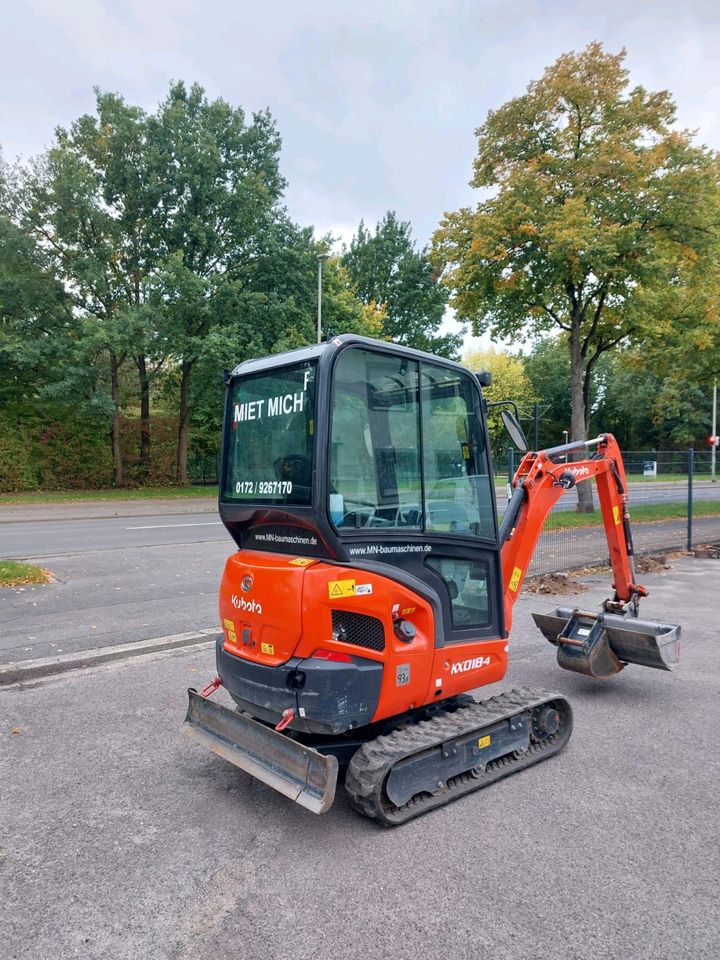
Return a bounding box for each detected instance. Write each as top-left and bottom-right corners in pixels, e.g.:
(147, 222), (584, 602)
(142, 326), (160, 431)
(463, 347), (536, 455)
(433, 42), (720, 509)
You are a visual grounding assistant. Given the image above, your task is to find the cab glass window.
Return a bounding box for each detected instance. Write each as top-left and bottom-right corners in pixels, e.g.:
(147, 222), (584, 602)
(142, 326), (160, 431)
(329, 349), (495, 538)
(420, 364), (495, 536)
(223, 361), (316, 505)
(330, 349), (422, 528)
(426, 556), (491, 627)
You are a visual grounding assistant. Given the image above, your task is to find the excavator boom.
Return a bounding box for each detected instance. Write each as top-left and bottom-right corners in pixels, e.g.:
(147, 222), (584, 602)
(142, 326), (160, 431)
(501, 433), (680, 677)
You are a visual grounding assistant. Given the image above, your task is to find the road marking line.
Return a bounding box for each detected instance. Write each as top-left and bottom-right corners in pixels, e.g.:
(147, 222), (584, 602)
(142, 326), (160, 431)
(126, 521), (222, 529)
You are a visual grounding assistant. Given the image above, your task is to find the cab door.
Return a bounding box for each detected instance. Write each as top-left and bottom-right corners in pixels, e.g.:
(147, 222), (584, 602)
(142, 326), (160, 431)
(416, 361), (503, 645)
(329, 345), (504, 646)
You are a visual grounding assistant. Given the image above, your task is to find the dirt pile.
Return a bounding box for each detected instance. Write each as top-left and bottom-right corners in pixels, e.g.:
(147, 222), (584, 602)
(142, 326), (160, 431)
(523, 573), (588, 596)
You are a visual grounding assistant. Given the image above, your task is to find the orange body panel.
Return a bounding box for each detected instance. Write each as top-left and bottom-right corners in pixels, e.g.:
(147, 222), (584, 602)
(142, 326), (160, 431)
(219, 550), (509, 723)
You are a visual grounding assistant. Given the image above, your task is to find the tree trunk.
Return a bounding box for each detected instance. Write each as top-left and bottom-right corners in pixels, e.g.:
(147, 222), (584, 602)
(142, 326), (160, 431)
(569, 321), (595, 513)
(137, 354), (151, 483)
(110, 353), (124, 487)
(176, 360), (194, 485)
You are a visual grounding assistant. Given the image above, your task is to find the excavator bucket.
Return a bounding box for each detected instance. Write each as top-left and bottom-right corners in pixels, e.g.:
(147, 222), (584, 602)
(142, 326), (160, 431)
(532, 608), (680, 679)
(184, 689), (338, 814)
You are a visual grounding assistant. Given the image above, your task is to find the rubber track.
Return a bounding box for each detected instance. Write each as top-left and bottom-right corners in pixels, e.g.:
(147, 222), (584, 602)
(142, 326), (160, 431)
(344, 687), (572, 826)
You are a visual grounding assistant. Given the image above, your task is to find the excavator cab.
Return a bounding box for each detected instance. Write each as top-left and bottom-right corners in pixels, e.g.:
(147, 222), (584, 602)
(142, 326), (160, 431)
(185, 335), (680, 823)
(219, 335), (506, 648)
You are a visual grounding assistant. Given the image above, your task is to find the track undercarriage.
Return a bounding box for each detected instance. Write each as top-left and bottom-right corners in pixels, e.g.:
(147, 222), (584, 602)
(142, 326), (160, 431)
(186, 685), (572, 825)
(344, 688), (572, 825)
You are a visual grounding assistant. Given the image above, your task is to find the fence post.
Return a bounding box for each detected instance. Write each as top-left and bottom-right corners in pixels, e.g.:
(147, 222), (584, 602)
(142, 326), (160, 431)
(687, 447), (694, 551)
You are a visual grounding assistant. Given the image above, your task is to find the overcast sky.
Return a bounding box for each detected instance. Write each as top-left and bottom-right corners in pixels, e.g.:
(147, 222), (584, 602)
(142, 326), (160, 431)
(3, 0), (719, 348)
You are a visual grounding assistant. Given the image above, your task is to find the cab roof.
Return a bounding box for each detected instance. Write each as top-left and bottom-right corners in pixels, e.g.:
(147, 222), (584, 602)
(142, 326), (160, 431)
(230, 334), (474, 380)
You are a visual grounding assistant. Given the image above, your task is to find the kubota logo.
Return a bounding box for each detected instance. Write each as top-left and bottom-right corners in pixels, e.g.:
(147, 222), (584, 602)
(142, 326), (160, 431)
(567, 466), (589, 478)
(450, 655), (491, 675)
(231, 594), (263, 615)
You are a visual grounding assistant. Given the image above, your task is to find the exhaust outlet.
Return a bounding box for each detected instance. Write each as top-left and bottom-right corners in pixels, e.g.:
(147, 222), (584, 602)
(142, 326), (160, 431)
(532, 608), (680, 679)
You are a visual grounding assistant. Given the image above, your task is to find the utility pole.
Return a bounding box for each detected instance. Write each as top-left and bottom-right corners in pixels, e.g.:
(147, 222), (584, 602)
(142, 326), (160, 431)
(317, 253), (329, 344)
(712, 378), (717, 483)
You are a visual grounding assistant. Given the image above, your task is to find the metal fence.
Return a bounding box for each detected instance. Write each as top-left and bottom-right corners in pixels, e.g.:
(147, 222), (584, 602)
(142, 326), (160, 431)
(189, 445), (719, 575)
(507, 449), (720, 577)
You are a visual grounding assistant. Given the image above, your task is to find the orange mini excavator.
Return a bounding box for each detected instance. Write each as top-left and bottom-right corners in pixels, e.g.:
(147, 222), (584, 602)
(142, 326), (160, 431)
(185, 335), (680, 825)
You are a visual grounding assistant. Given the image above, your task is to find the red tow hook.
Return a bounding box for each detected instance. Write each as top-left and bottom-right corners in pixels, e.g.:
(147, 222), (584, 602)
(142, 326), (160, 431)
(275, 708), (295, 732)
(200, 676), (222, 698)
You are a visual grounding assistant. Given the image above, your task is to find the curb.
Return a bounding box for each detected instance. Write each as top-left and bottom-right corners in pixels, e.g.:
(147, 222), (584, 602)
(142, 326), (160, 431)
(0, 629), (220, 686)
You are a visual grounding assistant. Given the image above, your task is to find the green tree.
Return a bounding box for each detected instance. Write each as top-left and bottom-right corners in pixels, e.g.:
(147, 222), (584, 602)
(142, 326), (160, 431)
(433, 42), (720, 509)
(186, 224), (385, 464)
(15, 93), (155, 484)
(144, 82), (288, 483)
(343, 211), (460, 357)
(0, 208), (72, 412)
(463, 347), (537, 455)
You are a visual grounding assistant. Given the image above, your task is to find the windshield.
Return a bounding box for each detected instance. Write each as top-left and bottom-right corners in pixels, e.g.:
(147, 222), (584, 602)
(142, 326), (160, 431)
(222, 361), (316, 505)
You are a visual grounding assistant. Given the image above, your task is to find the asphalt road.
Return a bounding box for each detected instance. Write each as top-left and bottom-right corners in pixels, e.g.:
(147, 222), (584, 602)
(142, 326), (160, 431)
(2, 477), (719, 550)
(2, 500), (719, 665)
(1, 558), (717, 960)
(0, 512), (230, 560)
(0, 504), (232, 664)
(0, 539), (231, 663)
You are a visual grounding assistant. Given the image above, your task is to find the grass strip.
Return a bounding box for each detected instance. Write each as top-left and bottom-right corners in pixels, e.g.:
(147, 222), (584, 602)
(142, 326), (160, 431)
(542, 499), (720, 531)
(0, 560), (51, 587)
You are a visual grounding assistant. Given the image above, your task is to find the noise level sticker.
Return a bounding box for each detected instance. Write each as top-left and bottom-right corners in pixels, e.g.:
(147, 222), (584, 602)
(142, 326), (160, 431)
(478, 735), (491, 749)
(289, 557), (314, 566)
(328, 579), (356, 599)
(613, 506), (621, 526)
(508, 566), (523, 592)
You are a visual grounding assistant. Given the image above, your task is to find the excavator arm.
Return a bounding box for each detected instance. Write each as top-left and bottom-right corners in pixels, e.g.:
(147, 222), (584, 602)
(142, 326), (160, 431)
(499, 433), (680, 678)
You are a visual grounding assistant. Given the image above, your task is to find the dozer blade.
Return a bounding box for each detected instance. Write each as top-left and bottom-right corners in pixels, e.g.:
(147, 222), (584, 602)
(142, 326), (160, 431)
(532, 609), (680, 679)
(184, 688), (338, 814)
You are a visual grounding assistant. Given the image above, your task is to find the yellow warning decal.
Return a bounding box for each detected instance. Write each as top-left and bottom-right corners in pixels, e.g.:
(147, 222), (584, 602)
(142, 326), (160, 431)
(223, 618), (237, 644)
(289, 557), (314, 566)
(478, 735), (491, 749)
(261, 642), (275, 655)
(613, 505), (621, 526)
(223, 618), (234, 630)
(328, 579), (355, 599)
(508, 566), (522, 592)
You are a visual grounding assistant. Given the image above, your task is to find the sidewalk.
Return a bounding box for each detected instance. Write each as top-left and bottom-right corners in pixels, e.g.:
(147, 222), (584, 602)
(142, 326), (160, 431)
(0, 496), (218, 523)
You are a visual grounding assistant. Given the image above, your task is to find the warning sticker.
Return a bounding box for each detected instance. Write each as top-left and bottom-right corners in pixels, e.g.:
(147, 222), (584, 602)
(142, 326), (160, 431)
(508, 566), (523, 592)
(328, 579), (356, 599)
(289, 557), (314, 566)
(612, 506), (621, 526)
(478, 735), (491, 749)
(261, 642), (275, 655)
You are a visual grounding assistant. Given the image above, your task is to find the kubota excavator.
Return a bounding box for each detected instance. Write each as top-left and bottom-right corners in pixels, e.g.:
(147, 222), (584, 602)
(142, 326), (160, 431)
(185, 335), (680, 825)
